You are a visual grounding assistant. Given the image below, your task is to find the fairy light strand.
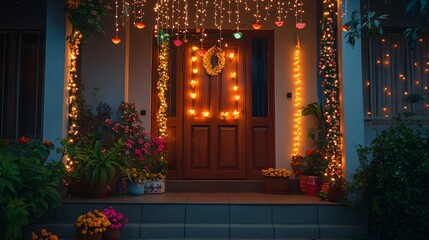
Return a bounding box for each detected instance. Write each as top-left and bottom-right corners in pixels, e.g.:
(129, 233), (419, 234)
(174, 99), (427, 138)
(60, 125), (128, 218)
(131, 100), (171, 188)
(293, 35), (302, 156)
(320, 0), (342, 180)
(157, 37), (170, 137)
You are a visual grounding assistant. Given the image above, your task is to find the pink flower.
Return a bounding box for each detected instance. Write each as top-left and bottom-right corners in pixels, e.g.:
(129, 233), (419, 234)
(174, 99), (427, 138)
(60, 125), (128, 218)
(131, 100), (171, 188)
(135, 148), (141, 155)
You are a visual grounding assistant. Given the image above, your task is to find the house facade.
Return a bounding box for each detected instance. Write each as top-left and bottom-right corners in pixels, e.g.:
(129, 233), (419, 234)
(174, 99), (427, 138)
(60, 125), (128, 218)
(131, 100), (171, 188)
(1, 0), (369, 179)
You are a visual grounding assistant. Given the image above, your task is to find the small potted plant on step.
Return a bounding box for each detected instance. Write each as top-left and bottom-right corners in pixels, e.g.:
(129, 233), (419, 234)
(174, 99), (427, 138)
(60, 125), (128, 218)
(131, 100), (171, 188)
(102, 206), (128, 240)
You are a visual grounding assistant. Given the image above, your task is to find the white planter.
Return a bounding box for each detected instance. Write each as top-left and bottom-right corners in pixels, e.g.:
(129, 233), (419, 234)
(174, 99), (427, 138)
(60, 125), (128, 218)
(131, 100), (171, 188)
(144, 180), (165, 193)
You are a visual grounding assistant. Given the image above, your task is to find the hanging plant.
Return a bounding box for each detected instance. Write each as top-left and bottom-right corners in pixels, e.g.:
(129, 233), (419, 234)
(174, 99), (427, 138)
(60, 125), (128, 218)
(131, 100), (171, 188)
(203, 46), (226, 76)
(66, 0), (113, 43)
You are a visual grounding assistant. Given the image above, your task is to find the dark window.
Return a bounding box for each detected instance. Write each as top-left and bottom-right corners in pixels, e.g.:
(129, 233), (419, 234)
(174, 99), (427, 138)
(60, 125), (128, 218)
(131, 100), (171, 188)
(251, 38), (268, 117)
(0, 31), (45, 139)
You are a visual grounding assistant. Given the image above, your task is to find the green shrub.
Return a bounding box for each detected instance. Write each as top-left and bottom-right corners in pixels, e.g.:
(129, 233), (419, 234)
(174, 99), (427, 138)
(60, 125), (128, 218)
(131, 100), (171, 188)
(351, 124), (429, 239)
(0, 138), (65, 240)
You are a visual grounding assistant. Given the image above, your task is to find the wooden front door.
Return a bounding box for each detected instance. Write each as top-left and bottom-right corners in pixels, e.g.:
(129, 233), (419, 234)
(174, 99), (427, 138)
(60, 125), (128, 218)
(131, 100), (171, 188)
(152, 30), (274, 180)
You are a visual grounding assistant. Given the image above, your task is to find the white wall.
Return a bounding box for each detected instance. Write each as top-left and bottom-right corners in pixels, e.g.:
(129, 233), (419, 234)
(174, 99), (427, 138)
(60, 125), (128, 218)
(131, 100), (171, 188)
(80, 0), (319, 169)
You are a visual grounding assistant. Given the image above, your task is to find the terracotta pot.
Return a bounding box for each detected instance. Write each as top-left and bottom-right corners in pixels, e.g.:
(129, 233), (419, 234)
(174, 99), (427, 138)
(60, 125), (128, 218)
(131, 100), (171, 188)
(102, 228), (120, 240)
(76, 230), (102, 240)
(263, 177), (290, 194)
(107, 169), (119, 194)
(82, 177), (109, 198)
(299, 175), (309, 194)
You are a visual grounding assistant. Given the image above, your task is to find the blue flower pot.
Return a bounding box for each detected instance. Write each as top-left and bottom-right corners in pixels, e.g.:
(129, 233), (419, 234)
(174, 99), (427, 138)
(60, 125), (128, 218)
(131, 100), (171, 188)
(127, 182), (145, 195)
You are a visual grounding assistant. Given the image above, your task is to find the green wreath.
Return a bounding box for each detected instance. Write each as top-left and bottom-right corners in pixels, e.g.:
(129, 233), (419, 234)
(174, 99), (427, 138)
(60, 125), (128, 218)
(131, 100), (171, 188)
(203, 46), (226, 76)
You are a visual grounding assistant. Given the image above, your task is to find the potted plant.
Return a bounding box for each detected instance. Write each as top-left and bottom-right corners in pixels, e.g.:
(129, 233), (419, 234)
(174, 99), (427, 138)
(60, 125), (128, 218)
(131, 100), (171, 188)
(145, 172), (167, 194)
(105, 102), (168, 194)
(125, 167), (148, 195)
(102, 206), (128, 240)
(261, 168), (292, 194)
(75, 209), (110, 240)
(31, 229), (59, 240)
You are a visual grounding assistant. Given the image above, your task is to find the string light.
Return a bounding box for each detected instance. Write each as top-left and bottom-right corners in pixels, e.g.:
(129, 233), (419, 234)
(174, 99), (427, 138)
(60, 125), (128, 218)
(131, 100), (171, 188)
(157, 32), (169, 137)
(293, 35), (302, 156)
(320, 0), (342, 180)
(189, 46), (198, 116)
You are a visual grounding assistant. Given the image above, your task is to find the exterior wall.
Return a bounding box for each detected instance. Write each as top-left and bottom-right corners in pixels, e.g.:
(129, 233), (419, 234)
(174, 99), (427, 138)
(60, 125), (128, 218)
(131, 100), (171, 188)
(43, 0), (68, 147)
(339, 0), (365, 177)
(80, 0), (319, 170)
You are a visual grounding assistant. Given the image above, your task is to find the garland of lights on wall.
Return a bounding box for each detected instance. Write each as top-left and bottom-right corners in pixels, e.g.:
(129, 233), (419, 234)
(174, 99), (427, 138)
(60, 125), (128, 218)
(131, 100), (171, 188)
(293, 35), (302, 156)
(320, 0), (342, 180)
(156, 31), (170, 138)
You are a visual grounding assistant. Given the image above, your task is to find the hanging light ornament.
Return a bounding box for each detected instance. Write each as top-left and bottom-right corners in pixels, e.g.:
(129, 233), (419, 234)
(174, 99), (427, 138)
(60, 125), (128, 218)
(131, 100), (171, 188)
(183, 0), (189, 42)
(112, 0), (121, 44)
(133, 0), (146, 29)
(295, 0), (306, 29)
(233, 0), (243, 39)
(252, 0), (262, 29)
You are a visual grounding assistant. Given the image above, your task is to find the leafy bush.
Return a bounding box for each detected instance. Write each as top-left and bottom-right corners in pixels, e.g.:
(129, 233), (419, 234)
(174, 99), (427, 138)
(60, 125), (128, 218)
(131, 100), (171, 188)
(351, 124), (429, 239)
(0, 138), (65, 240)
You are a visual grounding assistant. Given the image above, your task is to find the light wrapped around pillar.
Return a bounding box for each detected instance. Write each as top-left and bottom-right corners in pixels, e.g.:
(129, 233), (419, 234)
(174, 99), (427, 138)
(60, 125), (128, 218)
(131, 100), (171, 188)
(157, 32), (170, 138)
(319, 0), (342, 180)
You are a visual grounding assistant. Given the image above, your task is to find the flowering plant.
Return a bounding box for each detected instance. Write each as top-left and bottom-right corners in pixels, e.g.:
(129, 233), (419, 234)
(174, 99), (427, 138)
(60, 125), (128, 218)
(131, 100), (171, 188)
(147, 172), (166, 181)
(31, 229), (59, 240)
(290, 149), (328, 177)
(75, 209), (111, 235)
(261, 168), (292, 178)
(106, 102), (167, 178)
(126, 167), (148, 183)
(102, 206), (128, 230)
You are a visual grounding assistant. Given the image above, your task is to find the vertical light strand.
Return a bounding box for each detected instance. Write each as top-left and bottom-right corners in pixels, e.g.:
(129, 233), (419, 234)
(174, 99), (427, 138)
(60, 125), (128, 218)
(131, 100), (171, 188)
(293, 35), (302, 156)
(320, 0), (342, 180)
(67, 30), (82, 141)
(157, 37), (169, 137)
(190, 46), (199, 116)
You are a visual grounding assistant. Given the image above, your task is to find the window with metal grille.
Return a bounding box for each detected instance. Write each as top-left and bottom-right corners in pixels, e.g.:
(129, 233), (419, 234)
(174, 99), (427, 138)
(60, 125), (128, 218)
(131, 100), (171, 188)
(0, 31), (45, 139)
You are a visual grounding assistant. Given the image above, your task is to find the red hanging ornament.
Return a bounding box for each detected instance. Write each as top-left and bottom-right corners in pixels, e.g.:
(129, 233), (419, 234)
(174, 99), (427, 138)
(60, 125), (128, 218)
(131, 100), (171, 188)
(173, 39), (183, 47)
(296, 22), (306, 29)
(197, 49), (207, 56)
(275, 20), (284, 27)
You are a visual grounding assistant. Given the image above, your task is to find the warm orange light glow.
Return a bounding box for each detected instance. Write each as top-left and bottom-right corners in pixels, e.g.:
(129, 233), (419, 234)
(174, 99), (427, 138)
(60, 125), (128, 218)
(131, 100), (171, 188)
(230, 72), (237, 78)
(233, 86), (239, 92)
(202, 111), (210, 117)
(190, 93), (197, 99)
(111, 37), (121, 44)
(192, 46), (199, 51)
(190, 80), (197, 87)
(233, 109), (240, 119)
(189, 109), (196, 115)
(192, 56), (198, 62)
(293, 35), (302, 155)
(229, 52), (235, 60)
(235, 95), (240, 101)
(193, 68), (198, 74)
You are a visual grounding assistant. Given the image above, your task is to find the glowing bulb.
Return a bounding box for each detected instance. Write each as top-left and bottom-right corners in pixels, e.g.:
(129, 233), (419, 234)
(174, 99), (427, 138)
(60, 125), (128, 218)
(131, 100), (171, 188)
(189, 109), (196, 115)
(233, 109), (240, 119)
(202, 111), (210, 117)
(229, 52), (235, 60)
(192, 56), (198, 62)
(235, 95), (240, 101)
(134, 22), (146, 29)
(193, 68), (198, 74)
(192, 46), (199, 51)
(190, 80), (197, 87)
(230, 72), (237, 78)
(190, 93), (197, 99)
(233, 86), (238, 92)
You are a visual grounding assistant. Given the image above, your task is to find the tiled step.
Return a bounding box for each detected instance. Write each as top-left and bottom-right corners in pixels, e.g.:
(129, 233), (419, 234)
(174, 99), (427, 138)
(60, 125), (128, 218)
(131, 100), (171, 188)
(166, 179), (302, 193)
(25, 194), (367, 239)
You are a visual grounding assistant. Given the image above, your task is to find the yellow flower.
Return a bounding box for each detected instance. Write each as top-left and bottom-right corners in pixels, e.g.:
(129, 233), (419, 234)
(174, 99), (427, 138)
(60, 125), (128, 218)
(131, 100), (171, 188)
(81, 229), (87, 235)
(31, 232), (38, 240)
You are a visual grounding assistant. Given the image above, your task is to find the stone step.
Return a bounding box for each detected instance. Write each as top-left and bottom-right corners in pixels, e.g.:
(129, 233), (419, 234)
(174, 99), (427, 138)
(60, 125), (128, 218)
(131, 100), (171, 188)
(166, 179), (302, 193)
(25, 195), (367, 239)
